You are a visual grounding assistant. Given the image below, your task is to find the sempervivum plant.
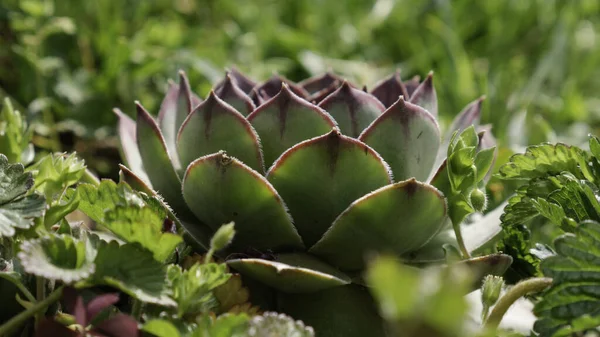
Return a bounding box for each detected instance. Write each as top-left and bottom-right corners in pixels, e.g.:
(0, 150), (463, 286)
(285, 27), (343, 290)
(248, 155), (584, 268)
(115, 68), (511, 337)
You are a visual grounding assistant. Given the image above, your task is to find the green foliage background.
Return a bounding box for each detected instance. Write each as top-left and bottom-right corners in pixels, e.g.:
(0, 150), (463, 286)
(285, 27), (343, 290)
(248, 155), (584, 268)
(2, 0), (600, 174)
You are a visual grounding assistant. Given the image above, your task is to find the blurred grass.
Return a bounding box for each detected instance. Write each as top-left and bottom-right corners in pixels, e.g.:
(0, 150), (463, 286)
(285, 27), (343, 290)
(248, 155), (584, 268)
(2, 0), (600, 176)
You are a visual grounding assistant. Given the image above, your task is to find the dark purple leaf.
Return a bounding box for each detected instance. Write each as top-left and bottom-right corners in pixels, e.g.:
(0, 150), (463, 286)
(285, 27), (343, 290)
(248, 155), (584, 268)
(299, 72), (343, 94)
(86, 293), (120, 323)
(370, 71), (409, 107)
(93, 314), (139, 337)
(35, 318), (79, 337)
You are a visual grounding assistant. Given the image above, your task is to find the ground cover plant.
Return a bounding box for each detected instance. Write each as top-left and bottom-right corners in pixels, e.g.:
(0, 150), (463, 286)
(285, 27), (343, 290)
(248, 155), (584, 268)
(1, 64), (600, 336)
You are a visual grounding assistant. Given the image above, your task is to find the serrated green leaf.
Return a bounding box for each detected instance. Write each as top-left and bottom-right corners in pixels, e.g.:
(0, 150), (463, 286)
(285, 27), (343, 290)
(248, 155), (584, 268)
(533, 220), (600, 336)
(29, 152), (86, 199)
(192, 313), (250, 337)
(71, 180), (145, 223)
(103, 206), (182, 262)
(92, 241), (175, 306)
(44, 194), (79, 229)
(167, 262), (231, 317)
(0, 154), (46, 237)
(17, 234), (95, 283)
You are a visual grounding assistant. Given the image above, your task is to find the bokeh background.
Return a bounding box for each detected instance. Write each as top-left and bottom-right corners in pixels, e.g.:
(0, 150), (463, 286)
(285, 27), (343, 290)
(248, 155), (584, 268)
(1, 0), (600, 180)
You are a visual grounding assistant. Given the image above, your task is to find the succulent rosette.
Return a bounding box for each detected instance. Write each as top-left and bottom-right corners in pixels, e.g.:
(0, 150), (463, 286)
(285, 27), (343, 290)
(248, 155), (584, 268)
(115, 68), (511, 337)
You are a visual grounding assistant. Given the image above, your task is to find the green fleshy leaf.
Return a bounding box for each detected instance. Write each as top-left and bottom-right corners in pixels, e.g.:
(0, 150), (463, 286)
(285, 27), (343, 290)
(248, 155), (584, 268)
(358, 97), (440, 181)
(533, 220), (600, 336)
(247, 85), (336, 168)
(267, 130), (392, 247)
(310, 179), (447, 271)
(114, 108), (149, 184)
(92, 241), (175, 306)
(167, 262), (231, 316)
(17, 234), (95, 283)
(454, 253), (512, 292)
(227, 253), (351, 293)
(136, 103), (193, 219)
(157, 71), (199, 171)
(318, 81), (385, 137)
(177, 92), (264, 173)
(182, 152), (303, 251)
(215, 74), (255, 116)
(369, 71), (409, 108)
(408, 72), (437, 117)
(278, 285), (383, 337)
(103, 206), (182, 262)
(245, 312), (315, 337)
(142, 320), (181, 337)
(0, 154), (46, 237)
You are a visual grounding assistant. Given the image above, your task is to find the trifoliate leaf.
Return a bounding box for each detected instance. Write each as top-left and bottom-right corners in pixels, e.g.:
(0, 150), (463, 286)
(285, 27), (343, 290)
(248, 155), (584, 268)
(29, 152), (86, 199)
(17, 234), (95, 283)
(0, 154), (46, 237)
(70, 180), (146, 223)
(103, 206), (182, 262)
(167, 262), (231, 317)
(92, 241), (175, 306)
(245, 312), (315, 337)
(533, 220), (600, 337)
(192, 313), (250, 337)
(498, 143), (592, 181)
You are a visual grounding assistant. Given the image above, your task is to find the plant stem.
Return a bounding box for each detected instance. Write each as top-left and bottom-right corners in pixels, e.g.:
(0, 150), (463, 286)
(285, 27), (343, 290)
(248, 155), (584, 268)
(484, 277), (552, 329)
(0, 274), (36, 304)
(0, 286), (64, 335)
(204, 248), (215, 264)
(35, 277), (46, 325)
(131, 299), (143, 320)
(452, 221), (471, 258)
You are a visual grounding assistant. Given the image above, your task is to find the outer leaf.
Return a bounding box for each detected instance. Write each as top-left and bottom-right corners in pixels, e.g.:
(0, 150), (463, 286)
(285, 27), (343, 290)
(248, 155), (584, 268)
(278, 285), (384, 337)
(318, 81), (386, 137)
(267, 130), (392, 247)
(136, 103), (192, 219)
(359, 97), (440, 182)
(533, 220), (600, 336)
(310, 179), (447, 271)
(215, 74), (256, 116)
(17, 235), (95, 283)
(445, 97), (484, 140)
(92, 241), (175, 306)
(247, 84), (336, 167)
(182, 152), (304, 251)
(177, 92), (264, 172)
(369, 71), (409, 108)
(408, 72), (437, 117)
(157, 71), (200, 171)
(251, 75), (309, 102)
(214, 67), (257, 94)
(114, 108), (149, 184)
(227, 253), (351, 293)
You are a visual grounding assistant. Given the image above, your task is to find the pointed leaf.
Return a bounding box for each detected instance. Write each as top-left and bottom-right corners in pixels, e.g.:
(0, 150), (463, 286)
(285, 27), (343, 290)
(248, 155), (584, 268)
(299, 72), (343, 94)
(267, 130), (392, 247)
(408, 72), (437, 117)
(403, 75), (421, 97)
(214, 67), (257, 94)
(247, 85), (337, 168)
(114, 109), (149, 183)
(445, 97), (484, 139)
(182, 152), (303, 251)
(136, 103), (192, 219)
(370, 71), (408, 108)
(227, 253), (350, 293)
(18, 234), (95, 283)
(359, 97), (440, 181)
(251, 75), (309, 101)
(318, 82), (385, 137)
(157, 71), (197, 170)
(310, 179), (447, 270)
(177, 92), (264, 172)
(307, 80), (342, 104)
(215, 74), (256, 116)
